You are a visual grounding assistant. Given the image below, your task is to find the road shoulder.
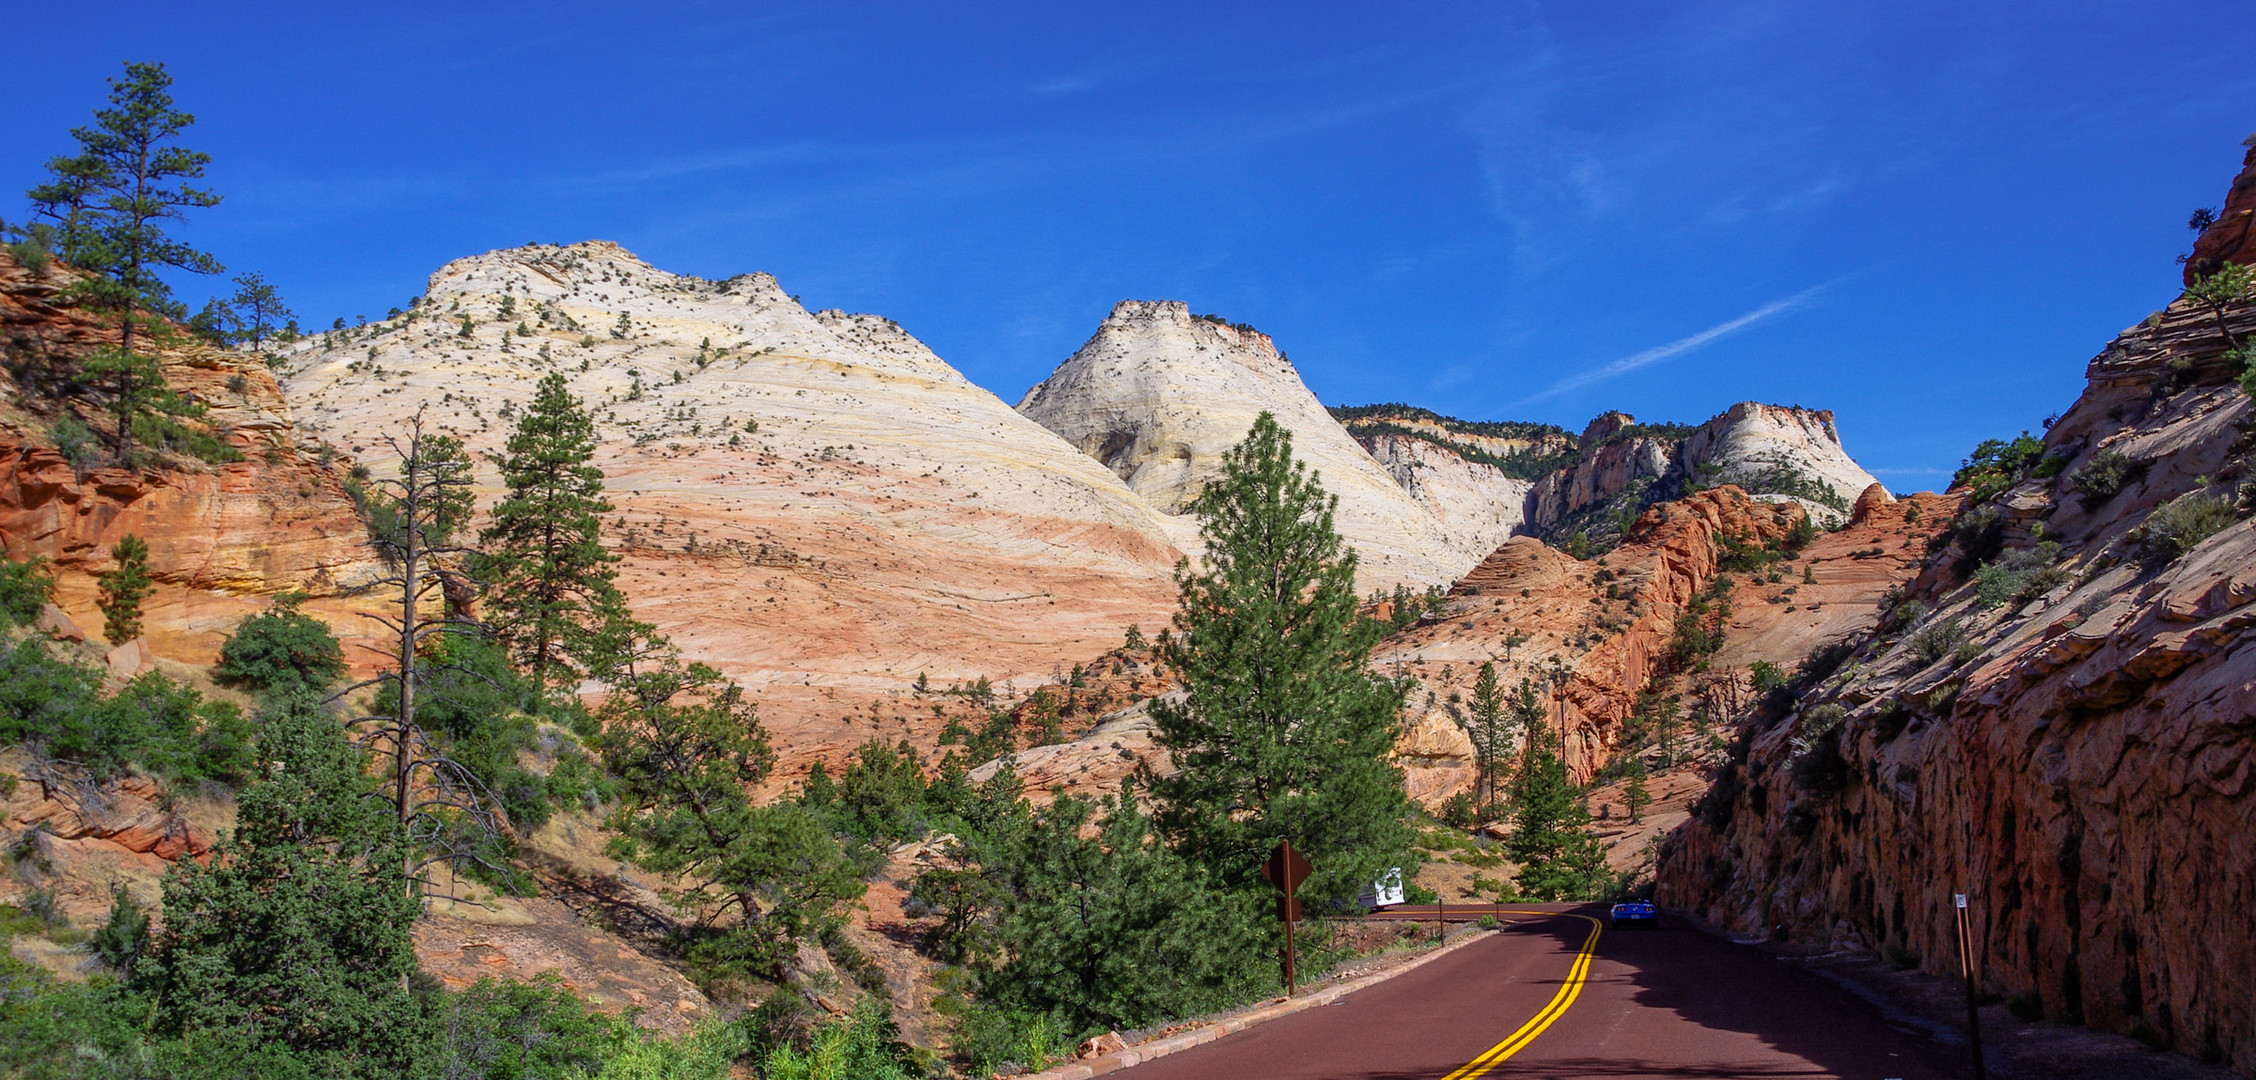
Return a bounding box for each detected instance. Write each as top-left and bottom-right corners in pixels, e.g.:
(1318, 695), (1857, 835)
(1666, 910), (2238, 1080)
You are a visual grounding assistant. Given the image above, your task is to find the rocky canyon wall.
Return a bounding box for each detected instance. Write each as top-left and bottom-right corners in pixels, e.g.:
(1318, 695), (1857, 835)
(1658, 223), (2256, 1073)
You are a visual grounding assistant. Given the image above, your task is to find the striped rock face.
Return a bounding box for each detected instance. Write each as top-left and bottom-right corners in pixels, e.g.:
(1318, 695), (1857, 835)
(280, 241), (1192, 783)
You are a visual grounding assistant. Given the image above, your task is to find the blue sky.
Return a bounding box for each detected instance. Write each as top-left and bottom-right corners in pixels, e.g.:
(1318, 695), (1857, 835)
(5, 2), (2251, 487)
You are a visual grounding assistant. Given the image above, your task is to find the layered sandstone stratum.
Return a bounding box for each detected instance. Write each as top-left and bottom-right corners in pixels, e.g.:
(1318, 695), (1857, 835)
(0, 251), (381, 663)
(277, 248), (1893, 781)
(1017, 301), (1485, 585)
(279, 242), (1194, 774)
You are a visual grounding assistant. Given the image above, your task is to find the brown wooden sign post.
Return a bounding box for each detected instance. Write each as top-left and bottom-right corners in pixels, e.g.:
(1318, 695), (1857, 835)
(1954, 892), (1987, 1080)
(1261, 839), (1313, 995)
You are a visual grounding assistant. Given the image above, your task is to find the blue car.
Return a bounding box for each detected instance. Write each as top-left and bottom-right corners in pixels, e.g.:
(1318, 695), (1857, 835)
(1610, 901), (1659, 930)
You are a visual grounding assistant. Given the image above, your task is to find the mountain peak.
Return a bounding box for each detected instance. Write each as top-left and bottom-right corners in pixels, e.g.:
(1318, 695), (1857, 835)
(1021, 303), (1483, 586)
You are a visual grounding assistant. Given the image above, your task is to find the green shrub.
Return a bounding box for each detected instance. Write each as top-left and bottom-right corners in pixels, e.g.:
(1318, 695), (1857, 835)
(0, 636), (253, 785)
(1789, 730), (1850, 795)
(1973, 542), (2066, 609)
(1908, 618), (1967, 666)
(765, 1000), (918, 1080)
(1937, 503), (2006, 568)
(951, 1005), (1070, 1078)
(1951, 432), (2045, 505)
(216, 594), (345, 696)
(2142, 492), (2237, 561)
(131, 413), (244, 464)
(2069, 449), (2142, 510)
(0, 555), (55, 626)
(48, 416), (94, 468)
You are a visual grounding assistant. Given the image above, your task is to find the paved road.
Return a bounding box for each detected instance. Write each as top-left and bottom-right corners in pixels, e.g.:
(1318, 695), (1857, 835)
(1116, 905), (1968, 1079)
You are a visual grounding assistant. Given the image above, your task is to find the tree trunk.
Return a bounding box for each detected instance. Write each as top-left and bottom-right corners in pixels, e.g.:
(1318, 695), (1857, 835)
(395, 445), (420, 892)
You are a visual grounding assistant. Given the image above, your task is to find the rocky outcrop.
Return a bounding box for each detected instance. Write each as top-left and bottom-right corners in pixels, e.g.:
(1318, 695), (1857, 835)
(0, 252), (381, 664)
(1659, 202), (2256, 1073)
(1016, 301), (1476, 587)
(1522, 404), (1878, 541)
(1358, 433), (1532, 569)
(1676, 403), (1877, 525)
(2186, 140), (2256, 285)
(1375, 484), (1949, 797)
(1523, 418), (1678, 536)
(279, 242), (1193, 782)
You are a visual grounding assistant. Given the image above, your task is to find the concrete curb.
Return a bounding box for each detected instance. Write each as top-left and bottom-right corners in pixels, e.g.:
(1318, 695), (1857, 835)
(1019, 926), (1499, 1079)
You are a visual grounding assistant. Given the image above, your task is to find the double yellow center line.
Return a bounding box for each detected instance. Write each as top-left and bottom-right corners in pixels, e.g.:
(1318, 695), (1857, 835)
(1437, 911), (1605, 1080)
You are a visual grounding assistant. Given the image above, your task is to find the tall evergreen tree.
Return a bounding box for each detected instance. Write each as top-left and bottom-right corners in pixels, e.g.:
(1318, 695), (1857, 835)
(139, 692), (434, 1076)
(1465, 660), (1512, 814)
(1511, 676), (1547, 778)
(1620, 755), (1651, 824)
(226, 270), (293, 356)
(96, 533), (153, 644)
(53, 61), (223, 355)
(1147, 412), (1412, 903)
(1506, 747), (1607, 901)
(471, 372), (622, 699)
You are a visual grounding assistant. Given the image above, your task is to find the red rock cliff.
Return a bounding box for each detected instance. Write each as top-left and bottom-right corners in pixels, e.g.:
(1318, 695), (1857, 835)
(0, 251), (380, 661)
(1666, 155), (2256, 1074)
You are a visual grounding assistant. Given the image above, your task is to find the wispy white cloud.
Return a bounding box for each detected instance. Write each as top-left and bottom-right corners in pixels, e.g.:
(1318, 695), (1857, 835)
(1514, 283), (1828, 405)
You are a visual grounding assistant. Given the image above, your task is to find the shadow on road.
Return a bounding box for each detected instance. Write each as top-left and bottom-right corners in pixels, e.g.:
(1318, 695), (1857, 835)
(1595, 907), (1967, 1080)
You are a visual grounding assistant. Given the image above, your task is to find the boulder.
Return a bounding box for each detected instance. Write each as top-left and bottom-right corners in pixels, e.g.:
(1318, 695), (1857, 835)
(35, 604), (85, 642)
(104, 637), (155, 682)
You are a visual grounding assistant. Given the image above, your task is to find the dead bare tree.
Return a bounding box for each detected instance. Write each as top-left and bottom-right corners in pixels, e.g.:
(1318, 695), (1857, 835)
(336, 409), (509, 895)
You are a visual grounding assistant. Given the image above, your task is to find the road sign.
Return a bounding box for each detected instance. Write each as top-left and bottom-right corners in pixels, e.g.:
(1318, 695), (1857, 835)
(1261, 840), (1313, 995)
(1262, 840), (1312, 895)
(1262, 839), (1313, 921)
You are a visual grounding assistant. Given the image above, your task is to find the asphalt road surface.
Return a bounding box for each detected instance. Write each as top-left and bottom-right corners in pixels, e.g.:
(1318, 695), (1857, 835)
(1117, 904), (1968, 1080)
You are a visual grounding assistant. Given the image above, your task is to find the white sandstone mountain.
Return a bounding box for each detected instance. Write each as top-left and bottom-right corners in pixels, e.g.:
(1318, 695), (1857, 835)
(1676, 402), (1881, 523)
(274, 242), (1885, 780)
(1016, 300), (1492, 587)
(278, 241), (1195, 772)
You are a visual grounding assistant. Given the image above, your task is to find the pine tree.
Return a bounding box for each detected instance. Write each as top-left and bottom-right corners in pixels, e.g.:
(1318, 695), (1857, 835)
(139, 692), (434, 1076)
(471, 372), (622, 699)
(1620, 754), (1651, 824)
(1148, 412), (1411, 903)
(226, 270), (294, 357)
(347, 414), (504, 882)
(51, 62), (223, 356)
(594, 629), (863, 982)
(1510, 676), (1546, 782)
(1507, 747), (1607, 901)
(96, 533), (153, 644)
(1466, 661), (1512, 814)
